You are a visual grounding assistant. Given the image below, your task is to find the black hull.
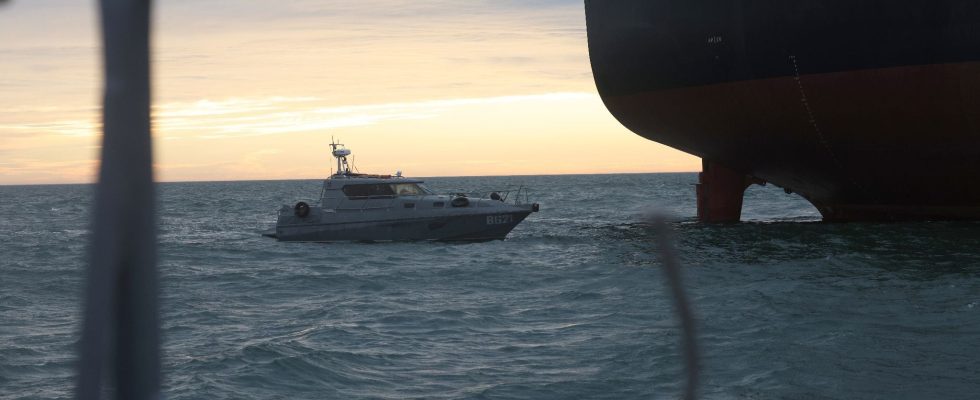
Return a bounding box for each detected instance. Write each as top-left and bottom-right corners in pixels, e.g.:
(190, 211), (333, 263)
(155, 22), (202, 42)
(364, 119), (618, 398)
(585, 0), (980, 221)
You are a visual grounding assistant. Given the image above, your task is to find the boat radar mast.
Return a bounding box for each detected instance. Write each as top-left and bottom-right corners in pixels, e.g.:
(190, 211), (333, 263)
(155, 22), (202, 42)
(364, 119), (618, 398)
(330, 140), (352, 176)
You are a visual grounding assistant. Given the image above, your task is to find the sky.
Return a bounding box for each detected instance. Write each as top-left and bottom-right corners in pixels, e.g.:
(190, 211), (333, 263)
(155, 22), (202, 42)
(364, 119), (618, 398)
(0, 0), (699, 185)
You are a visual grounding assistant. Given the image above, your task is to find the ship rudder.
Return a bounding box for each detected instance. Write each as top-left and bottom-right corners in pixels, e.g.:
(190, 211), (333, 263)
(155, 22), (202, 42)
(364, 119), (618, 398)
(696, 160), (763, 223)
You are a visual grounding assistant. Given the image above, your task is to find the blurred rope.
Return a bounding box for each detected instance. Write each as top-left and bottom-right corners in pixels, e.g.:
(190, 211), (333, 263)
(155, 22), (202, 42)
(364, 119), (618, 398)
(651, 216), (700, 400)
(76, 0), (159, 399)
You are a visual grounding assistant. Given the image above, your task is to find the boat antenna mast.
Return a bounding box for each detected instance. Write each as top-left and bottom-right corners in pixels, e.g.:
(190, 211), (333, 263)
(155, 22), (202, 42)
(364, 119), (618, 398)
(330, 138), (352, 176)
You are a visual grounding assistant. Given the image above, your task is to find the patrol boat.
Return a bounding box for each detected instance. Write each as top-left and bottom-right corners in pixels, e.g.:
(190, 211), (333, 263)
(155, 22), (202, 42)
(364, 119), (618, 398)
(268, 142), (539, 242)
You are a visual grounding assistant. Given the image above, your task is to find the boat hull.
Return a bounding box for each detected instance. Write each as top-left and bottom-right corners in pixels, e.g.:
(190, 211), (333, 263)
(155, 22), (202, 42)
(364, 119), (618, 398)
(274, 210), (532, 242)
(585, 0), (980, 221)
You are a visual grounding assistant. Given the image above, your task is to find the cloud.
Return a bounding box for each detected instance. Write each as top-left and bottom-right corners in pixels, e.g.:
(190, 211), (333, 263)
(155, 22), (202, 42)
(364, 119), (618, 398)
(0, 157), (97, 184)
(0, 120), (98, 138)
(147, 0), (592, 104)
(1, 0), (692, 185)
(154, 92), (592, 140)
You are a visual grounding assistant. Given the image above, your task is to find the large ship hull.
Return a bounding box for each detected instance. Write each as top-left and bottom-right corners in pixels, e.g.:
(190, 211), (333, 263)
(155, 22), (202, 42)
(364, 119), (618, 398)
(585, 1), (980, 221)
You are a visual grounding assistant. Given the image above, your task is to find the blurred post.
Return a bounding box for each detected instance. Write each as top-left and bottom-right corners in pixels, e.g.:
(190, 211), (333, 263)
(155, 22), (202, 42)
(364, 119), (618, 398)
(77, 0), (159, 399)
(651, 216), (700, 400)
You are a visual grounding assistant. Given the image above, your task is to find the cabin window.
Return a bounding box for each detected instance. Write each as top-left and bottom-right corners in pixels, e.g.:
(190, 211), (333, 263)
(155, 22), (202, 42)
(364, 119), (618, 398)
(391, 183), (428, 196)
(404, 203), (415, 208)
(416, 183), (435, 194)
(432, 202), (444, 208)
(342, 184), (396, 199)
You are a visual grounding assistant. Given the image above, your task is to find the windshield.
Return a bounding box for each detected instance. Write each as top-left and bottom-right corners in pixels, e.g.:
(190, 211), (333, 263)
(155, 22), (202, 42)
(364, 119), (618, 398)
(415, 184), (435, 194)
(391, 183), (431, 196)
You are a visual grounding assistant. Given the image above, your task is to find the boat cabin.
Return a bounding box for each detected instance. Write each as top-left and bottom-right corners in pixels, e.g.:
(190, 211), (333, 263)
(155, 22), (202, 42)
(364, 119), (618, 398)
(319, 177), (447, 211)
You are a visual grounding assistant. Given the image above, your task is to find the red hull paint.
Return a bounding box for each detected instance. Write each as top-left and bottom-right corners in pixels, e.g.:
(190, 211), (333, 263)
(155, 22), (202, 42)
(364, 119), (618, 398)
(601, 63), (980, 221)
(696, 160), (759, 223)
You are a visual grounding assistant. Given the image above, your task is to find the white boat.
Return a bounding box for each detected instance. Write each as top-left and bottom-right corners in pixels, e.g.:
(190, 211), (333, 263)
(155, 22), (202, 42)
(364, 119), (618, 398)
(267, 141), (539, 242)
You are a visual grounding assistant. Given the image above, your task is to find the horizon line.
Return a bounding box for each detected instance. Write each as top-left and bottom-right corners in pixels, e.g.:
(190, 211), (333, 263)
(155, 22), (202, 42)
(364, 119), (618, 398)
(0, 170), (701, 187)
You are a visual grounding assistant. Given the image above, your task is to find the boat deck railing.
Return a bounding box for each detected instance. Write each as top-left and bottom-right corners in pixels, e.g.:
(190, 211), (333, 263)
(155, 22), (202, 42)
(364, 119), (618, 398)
(307, 187), (532, 213)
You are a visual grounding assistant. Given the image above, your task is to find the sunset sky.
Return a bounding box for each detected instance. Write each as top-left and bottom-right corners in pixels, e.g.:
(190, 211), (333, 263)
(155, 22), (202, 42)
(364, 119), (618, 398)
(0, 0), (699, 185)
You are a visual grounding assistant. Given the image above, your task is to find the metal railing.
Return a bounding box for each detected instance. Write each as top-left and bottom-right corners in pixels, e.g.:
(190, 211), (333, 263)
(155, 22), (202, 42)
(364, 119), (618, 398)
(318, 189), (529, 213)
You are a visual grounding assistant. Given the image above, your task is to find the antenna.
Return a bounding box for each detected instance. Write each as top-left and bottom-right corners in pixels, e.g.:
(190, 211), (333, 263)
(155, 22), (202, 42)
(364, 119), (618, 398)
(329, 138), (351, 176)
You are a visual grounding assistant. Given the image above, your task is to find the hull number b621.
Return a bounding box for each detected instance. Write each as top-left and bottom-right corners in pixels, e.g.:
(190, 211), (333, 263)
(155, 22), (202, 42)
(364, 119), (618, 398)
(486, 214), (513, 225)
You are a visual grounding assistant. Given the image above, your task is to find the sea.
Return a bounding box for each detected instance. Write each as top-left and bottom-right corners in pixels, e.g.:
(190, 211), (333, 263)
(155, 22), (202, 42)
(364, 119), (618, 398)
(2, 173), (979, 399)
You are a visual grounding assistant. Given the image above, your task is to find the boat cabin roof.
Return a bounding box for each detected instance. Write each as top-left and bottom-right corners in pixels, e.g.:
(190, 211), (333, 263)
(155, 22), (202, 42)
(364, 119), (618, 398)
(325, 174), (424, 186)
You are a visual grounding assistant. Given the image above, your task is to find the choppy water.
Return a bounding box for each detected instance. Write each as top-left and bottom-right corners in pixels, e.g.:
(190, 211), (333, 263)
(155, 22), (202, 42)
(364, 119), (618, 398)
(2, 173), (980, 399)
